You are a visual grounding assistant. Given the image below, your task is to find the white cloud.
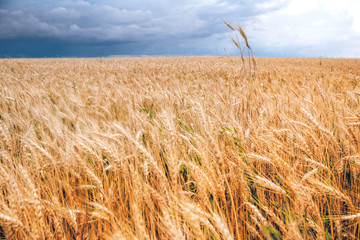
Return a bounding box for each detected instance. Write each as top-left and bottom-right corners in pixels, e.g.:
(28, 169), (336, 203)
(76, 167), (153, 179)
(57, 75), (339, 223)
(48, 7), (80, 22)
(241, 0), (360, 57)
(69, 24), (80, 32)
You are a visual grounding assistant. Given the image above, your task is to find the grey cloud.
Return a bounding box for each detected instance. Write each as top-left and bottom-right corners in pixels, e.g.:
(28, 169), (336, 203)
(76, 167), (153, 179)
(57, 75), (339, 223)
(0, 0), (297, 57)
(0, 0), (280, 42)
(0, 3), (154, 41)
(0, 9), (60, 38)
(69, 5), (153, 27)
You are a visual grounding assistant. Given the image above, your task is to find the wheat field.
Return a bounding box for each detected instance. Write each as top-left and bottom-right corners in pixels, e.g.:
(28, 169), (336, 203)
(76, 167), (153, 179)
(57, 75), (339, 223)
(0, 55), (359, 239)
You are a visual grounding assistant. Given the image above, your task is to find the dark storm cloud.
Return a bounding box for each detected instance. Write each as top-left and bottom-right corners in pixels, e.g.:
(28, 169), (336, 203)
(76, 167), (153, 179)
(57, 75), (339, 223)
(0, 0), (10, 7)
(0, 3), (154, 41)
(2, 0), (359, 57)
(2, 0), (275, 57)
(0, 2), (278, 38)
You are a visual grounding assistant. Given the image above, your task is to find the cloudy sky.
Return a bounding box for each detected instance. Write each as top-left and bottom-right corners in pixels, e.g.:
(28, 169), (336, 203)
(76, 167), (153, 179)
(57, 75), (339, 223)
(0, 0), (360, 58)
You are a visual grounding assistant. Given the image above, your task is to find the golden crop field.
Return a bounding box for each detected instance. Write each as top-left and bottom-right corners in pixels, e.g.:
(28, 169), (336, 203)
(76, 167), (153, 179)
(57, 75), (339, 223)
(0, 56), (360, 239)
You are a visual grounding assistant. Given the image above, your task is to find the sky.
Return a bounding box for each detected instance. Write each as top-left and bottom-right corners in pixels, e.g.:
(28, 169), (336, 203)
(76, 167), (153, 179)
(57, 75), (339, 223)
(0, 0), (360, 58)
